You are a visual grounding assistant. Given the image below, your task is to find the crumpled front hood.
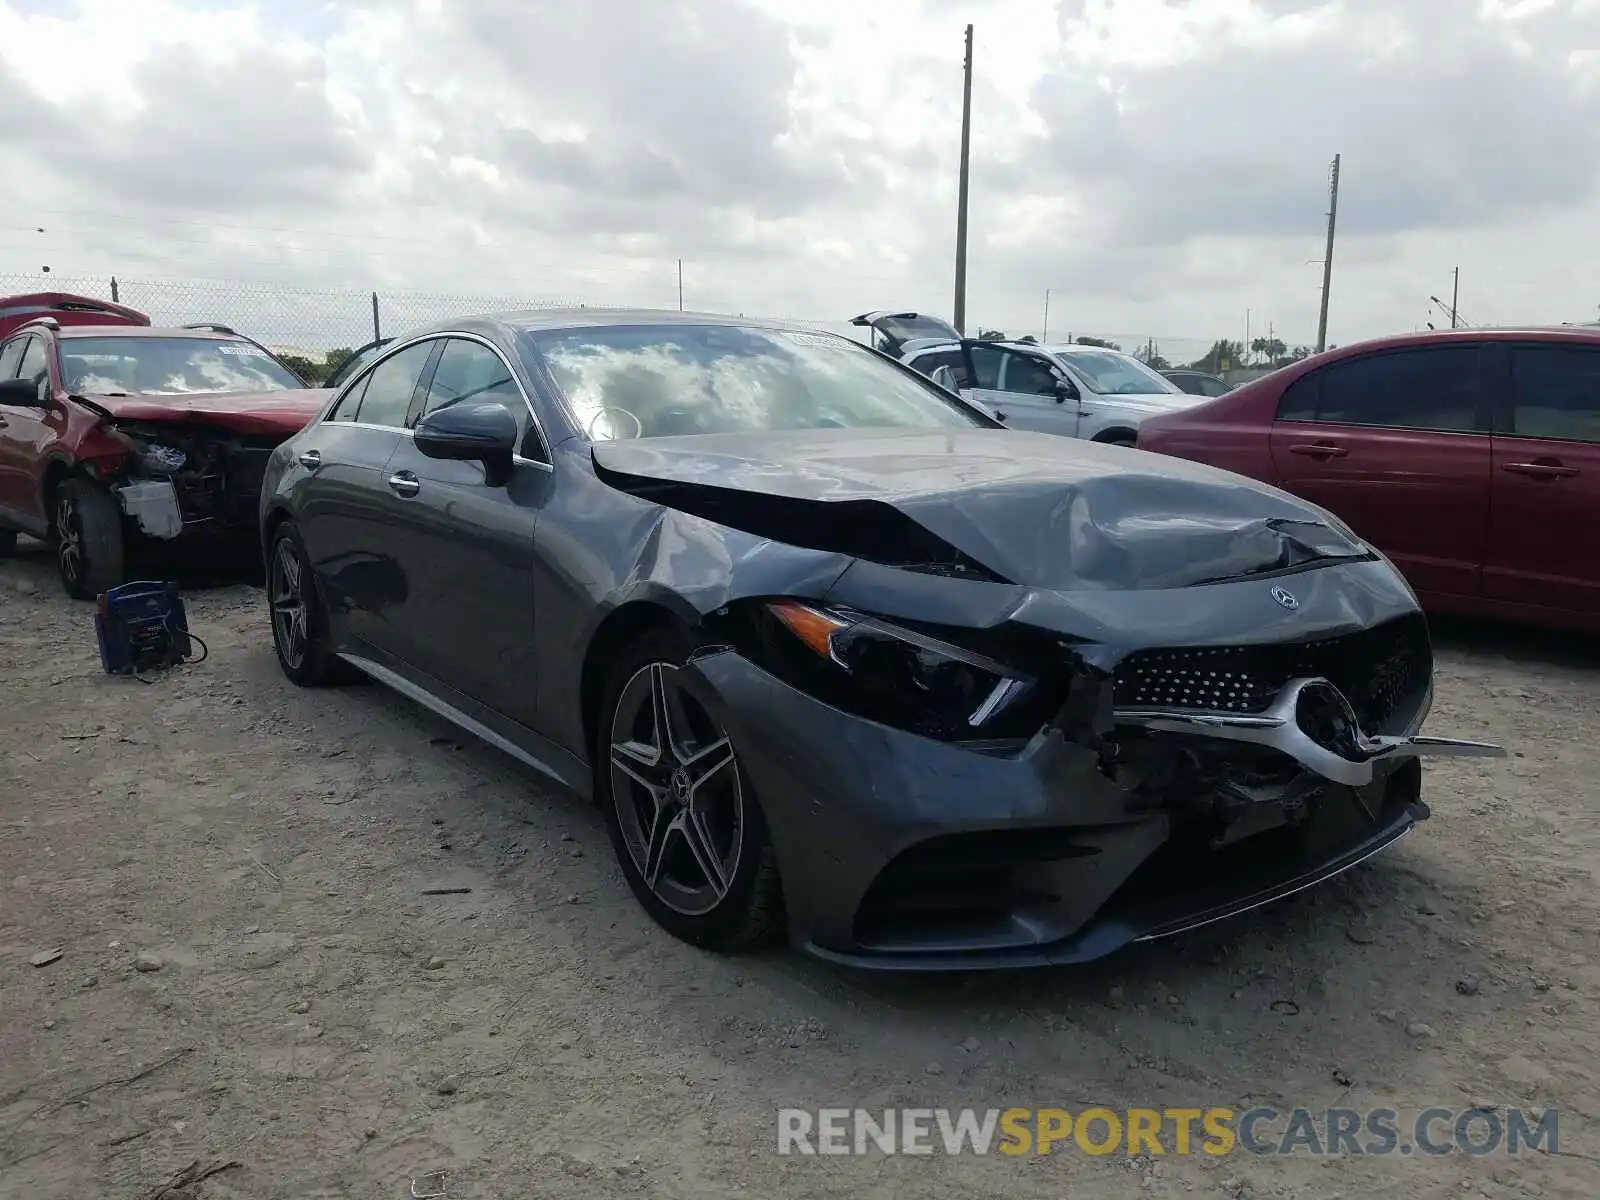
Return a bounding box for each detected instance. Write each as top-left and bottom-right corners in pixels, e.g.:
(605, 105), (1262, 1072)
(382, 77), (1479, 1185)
(591, 428), (1370, 591)
(88, 388), (333, 437)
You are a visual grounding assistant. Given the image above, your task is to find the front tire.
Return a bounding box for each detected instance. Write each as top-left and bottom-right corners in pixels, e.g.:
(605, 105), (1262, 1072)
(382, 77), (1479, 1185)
(54, 479), (125, 600)
(0, 528), (17, 556)
(596, 628), (784, 952)
(267, 522), (351, 687)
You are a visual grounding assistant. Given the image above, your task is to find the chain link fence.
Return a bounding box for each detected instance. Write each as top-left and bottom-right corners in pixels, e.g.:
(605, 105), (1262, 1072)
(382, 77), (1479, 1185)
(1, 271), (1243, 377)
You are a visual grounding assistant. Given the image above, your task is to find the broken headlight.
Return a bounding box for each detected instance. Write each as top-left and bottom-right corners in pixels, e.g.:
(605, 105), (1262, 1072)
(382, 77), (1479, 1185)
(764, 600), (1037, 740)
(132, 440), (187, 475)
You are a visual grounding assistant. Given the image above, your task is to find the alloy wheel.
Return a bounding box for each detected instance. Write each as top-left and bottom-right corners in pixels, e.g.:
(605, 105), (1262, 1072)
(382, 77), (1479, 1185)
(608, 661), (744, 917)
(269, 538), (309, 670)
(55, 494), (83, 587)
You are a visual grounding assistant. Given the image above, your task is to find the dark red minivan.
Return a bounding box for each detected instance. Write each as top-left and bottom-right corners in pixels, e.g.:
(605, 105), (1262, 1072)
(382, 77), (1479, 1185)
(1137, 327), (1600, 635)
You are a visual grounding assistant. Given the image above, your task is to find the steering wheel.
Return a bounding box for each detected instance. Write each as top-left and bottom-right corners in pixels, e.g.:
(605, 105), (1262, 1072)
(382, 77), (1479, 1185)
(586, 407), (644, 441)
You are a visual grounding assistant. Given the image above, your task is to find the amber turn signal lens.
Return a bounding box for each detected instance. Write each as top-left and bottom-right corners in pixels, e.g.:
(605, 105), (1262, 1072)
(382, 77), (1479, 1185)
(766, 600), (850, 659)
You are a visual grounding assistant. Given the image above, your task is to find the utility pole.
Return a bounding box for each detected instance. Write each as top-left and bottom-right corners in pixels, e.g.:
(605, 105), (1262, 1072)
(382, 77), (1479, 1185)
(1449, 266), (1459, 329)
(1042, 288), (1050, 342)
(953, 23), (974, 334)
(677, 259), (684, 312)
(1315, 153), (1341, 353)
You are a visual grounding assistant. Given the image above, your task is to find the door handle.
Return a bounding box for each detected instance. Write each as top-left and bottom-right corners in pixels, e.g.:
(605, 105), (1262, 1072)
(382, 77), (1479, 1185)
(387, 471), (421, 497)
(1288, 443), (1348, 459)
(297, 450), (322, 470)
(1502, 461), (1578, 479)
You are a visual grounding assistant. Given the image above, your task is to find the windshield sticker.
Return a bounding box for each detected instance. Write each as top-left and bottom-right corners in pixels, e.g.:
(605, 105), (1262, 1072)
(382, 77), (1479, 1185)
(217, 344), (270, 357)
(782, 331), (850, 350)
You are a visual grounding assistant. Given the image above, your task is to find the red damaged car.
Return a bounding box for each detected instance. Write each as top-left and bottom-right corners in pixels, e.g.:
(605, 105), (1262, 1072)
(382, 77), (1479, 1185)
(0, 319), (331, 597)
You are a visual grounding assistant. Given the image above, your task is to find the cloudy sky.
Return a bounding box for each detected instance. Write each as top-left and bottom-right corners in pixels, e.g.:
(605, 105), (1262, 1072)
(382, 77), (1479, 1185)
(0, 0), (1596, 353)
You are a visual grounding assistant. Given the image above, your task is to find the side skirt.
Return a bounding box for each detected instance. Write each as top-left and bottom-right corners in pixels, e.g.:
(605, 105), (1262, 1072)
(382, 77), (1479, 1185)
(338, 651), (593, 799)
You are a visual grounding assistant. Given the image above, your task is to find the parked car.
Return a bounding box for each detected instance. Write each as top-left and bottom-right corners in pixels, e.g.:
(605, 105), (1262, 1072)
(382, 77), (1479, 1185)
(1137, 327), (1600, 635)
(892, 332), (1210, 445)
(1164, 368), (1234, 397)
(0, 319), (330, 597)
(848, 310), (961, 358)
(0, 291), (149, 340)
(259, 310), (1498, 968)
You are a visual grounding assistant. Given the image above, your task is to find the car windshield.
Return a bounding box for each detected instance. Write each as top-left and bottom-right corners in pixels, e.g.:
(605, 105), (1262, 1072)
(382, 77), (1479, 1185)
(1055, 350), (1181, 395)
(60, 336), (304, 395)
(531, 324), (987, 440)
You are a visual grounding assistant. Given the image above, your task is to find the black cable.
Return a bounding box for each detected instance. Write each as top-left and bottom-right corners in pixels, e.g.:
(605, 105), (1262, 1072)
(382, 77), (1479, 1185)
(129, 620), (208, 684)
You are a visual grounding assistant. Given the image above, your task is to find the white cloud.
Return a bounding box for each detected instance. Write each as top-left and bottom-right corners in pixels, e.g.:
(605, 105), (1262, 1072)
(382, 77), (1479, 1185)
(0, 0), (1595, 356)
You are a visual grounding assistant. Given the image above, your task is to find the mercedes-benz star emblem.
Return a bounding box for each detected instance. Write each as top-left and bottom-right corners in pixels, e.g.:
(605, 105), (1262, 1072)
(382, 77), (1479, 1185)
(1270, 585), (1300, 611)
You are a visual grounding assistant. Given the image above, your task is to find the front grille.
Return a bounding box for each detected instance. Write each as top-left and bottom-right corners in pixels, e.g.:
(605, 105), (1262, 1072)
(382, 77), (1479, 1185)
(1112, 614), (1428, 731)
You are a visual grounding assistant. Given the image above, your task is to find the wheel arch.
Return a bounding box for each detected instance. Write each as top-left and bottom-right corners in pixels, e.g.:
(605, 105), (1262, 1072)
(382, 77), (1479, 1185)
(38, 455), (80, 529)
(580, 597), (698, 766)
(262, 502), (294, 560)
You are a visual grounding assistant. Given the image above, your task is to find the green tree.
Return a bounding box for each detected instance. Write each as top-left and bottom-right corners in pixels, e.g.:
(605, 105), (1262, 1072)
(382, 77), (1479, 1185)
(1251, 336), (1287, 365)
(1074, 335), (1122, 351)
(321, 347), (356, 378)
(1185, 339), (1245, 374)
(277, 352), (323, 384)
(1133, 343), (1171, 371)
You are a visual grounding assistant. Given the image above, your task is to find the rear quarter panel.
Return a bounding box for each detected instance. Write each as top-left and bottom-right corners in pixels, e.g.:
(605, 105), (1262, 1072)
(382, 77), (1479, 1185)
(1135, 381), (1282, 482)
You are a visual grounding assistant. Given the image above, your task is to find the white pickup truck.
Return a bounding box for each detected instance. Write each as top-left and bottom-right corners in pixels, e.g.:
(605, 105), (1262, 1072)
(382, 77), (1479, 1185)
(850, 311), (1209, 446)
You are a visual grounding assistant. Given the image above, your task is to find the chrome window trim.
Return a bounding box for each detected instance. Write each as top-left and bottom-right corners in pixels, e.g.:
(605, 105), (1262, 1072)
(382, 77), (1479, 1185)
(316, 329), (555, 466)
(322, 422), (552, 474)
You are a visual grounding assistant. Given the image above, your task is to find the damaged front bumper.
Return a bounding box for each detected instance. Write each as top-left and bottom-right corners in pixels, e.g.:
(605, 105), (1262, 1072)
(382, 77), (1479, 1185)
(102, 425), (282, 544)
(682, 643), (1503, 971)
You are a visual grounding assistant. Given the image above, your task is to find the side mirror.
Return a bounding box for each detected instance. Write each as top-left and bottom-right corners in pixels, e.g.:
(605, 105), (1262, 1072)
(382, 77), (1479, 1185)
(414, 401), (519, 485)
(1052, 375), (1078, 403)
(929, 364), (960, 394)
(0, 376), (48, 408)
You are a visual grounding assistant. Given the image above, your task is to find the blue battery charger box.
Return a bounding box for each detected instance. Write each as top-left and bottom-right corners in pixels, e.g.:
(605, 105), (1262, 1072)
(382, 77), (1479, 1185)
(95, 581), (191, 675)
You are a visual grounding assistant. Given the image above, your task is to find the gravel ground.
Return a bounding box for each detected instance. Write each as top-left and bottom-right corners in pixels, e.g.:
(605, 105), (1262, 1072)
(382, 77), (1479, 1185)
(3, 535), (1599, 1200)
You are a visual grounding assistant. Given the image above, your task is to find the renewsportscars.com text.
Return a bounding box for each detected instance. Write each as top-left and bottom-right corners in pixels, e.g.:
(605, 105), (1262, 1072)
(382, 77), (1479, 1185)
(776, 1106), (1559, 1158)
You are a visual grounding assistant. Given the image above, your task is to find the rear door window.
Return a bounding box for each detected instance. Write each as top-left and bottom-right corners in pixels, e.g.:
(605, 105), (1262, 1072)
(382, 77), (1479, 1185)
(907, 349), (970, 387)
(1507, 345), (1600, 444)
(966, 344), (1002, 389)
(1276, 346), (1482, 432)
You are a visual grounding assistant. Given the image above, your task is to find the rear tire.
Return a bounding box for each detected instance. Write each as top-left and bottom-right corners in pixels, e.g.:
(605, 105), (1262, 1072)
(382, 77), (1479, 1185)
(54, 479), (125, 600)
(596, 627), (785, 952)
(267, 522), (354, 687)
(0, 528), (16, 556)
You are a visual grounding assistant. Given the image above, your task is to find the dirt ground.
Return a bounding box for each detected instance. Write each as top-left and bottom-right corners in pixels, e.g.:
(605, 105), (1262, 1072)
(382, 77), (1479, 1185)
(3, 535), (1599, 1200)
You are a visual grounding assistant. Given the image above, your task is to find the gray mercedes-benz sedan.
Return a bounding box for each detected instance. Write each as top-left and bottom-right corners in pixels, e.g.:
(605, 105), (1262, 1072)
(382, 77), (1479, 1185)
(258, 310), (1502, 969)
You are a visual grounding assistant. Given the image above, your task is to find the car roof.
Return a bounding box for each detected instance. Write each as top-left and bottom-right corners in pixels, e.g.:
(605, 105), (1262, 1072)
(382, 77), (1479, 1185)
(404, 308), (844, 342)
(1317, 326), (1600, 356)
(55, 325), (255, 340)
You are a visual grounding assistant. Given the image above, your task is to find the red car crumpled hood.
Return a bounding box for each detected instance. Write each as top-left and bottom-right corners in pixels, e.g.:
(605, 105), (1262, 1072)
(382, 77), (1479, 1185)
(89, 389), (333, 437)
